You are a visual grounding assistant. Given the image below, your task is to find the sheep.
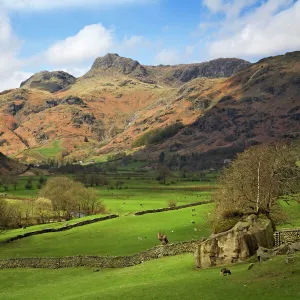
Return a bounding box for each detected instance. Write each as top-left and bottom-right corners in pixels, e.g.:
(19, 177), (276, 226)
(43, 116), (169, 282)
(220, 268), (231, 276)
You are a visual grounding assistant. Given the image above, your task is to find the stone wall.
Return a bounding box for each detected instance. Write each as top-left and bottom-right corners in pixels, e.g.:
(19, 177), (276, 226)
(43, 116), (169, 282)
(274, 229), (300, 247)
(0, 214), (119, 245)
(194, 215), (274, 269)
(134, 201), (213, 216)
(0, 240), (201, 269)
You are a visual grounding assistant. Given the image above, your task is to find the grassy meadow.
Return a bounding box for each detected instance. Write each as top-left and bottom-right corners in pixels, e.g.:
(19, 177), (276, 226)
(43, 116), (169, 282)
(0, 203), (213, 258)
(0, 254), (299, 300)
(0, 165), (299, 300)
(1, 171), (215, 214)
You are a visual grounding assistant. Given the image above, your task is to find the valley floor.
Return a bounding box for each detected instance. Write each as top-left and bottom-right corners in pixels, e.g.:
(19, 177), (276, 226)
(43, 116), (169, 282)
(0, 170), (299, 299)
(0, 254), (299, 300)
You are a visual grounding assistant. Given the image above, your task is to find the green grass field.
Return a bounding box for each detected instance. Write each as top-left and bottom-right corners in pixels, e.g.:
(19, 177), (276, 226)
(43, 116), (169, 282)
(0, 168), (299, 300)
(37, 140), (63, 158)
(22, 140), (64, 161)
(0, 254), (299, 300)
(0, 203), (213, 258)
(1, 175), (214, 215)
(280, 200), (300, 229)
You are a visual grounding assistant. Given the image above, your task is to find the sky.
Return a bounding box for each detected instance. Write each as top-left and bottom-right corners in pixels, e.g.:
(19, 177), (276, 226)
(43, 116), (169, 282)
(0, 0), (299, 91)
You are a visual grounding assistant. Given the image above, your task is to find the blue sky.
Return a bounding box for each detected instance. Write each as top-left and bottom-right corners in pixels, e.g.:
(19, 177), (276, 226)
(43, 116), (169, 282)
(0, 0), (299, 90)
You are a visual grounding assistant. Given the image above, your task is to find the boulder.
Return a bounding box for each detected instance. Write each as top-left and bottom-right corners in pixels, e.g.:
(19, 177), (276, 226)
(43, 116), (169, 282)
(194, 215), (274, 268)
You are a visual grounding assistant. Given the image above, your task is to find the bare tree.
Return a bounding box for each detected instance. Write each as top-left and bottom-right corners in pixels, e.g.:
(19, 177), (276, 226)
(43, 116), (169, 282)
(0, 198), (8, 233)
(213, 143), (300, 230)
(156, 166), (172, 184)
(35, 198), (53, 224)
(39, 176), (105, 220)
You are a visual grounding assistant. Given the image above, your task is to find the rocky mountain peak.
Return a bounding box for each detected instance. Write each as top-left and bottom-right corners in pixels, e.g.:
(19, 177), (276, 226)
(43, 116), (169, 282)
(170, 58), (252, 83)
(20, 71), (76, 93)
(86, 53), (148, 78)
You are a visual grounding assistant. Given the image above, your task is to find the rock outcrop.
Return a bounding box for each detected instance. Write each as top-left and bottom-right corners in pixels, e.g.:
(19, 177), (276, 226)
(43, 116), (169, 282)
(84, 53), (251, 85)
(0, 152), (27, 175)
(85, 53), (148, 78)
(20, 71), (76, 93)
(167, 58), (251, 83)
(257, 242), (300, 261)
(194, 215), (274, 268)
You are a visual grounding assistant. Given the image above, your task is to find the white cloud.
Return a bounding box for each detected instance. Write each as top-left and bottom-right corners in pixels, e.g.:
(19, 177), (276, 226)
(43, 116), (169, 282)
(203, 0), (223, 13)
(203, 0), (259, 18)
(0, 0), (151, 10)
(0, 11), (32, 91)
(0, 71), (33, 91)
(154, 49), (180, 65)
(45, 24), (114, 66)
(61, 66), (90, 78)
(204, 0), (300, 58)
(122, 35), (149, 49)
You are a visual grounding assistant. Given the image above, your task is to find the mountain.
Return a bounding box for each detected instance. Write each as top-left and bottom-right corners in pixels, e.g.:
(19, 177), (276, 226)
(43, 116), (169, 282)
(0, 51), (299, 167)
(0, 152), (27, 175)
(20, 71), (76, 93)
(85, 53), (251, 86)
(127, 51), (300, 169)
(85, 53), (149, 79)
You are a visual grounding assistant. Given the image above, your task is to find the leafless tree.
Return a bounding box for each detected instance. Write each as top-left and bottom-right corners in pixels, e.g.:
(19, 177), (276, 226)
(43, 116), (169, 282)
(213, 143), (300, 230)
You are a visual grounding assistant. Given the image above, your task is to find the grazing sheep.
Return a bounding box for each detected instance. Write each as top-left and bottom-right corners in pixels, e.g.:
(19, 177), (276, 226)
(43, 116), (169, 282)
(138, 237), (143, 241)
(220, 268), (231, 276)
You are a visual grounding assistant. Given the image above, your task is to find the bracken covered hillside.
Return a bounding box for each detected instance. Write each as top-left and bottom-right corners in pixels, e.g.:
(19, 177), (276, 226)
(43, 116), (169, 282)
(0, 152), (27, 175)
(0, 51), (299, 167)
(129, 51), (300, 169)
(0, 54), (250, 163)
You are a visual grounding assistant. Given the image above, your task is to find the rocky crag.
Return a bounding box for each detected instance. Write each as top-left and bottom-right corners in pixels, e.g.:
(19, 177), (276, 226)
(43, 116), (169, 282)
(194, 215), (274, 268)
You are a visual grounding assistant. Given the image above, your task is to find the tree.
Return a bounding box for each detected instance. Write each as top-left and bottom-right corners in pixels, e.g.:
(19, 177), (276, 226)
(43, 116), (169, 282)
(115, 180), (124, 189)
(35, 198), (53, 224)
(0, 198), (8, 233)
(39, 177), (105, 220)
(159, 152), (165, 165)
(25, 178), (33, 190)
(180, 166), (189, 178)
(38, 176), (47, 186)
(213, 143), (300, 231)
(156, 166), (172, 184)
(11, 176), (18, 190)
(77, 188), (105, 216)
(0, 175), (11, 191)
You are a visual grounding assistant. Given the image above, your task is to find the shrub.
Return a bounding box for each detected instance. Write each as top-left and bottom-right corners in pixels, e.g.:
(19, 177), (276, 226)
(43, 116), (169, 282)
(222, 210), (244, 219)
(25, 183), (33, 190)
(167, 200), (177, 208)
(212, 217), (240, 234)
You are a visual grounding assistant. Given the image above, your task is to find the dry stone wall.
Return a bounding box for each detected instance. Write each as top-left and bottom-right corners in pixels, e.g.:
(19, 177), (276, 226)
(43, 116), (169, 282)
(0, 240), (200, 269)
(0, 214), (119, 245)
(134, 200), (213, 216)
(274, 229), (300, 246)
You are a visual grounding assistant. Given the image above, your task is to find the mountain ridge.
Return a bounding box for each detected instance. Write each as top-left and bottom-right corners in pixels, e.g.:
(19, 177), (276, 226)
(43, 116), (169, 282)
(0, 51), (299, 167)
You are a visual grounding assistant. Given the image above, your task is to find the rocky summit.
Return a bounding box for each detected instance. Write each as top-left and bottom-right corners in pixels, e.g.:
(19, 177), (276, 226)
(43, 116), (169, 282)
(85, 53), (148, 78)
(85, 53), (251, 86)
(20, 71), (76, 93)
